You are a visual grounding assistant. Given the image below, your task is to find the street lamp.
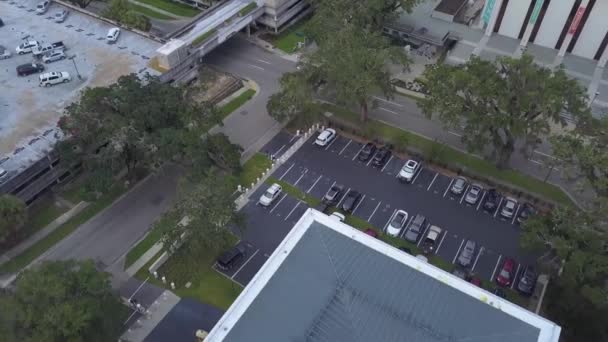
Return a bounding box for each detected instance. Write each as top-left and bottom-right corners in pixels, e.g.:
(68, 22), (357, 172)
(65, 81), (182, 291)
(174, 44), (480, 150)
(68, 55), (82, 80)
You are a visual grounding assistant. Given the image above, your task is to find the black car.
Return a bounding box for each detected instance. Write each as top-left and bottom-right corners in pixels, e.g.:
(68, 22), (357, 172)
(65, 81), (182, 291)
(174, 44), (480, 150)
(372, 145), (392, 168)
(16, 63), (44, 76)
(0, 18), (4, 27)
(517, 266), (537, 295)
(492, 288), (507, 299)
(358, 142), (376, 162)
(341, 190), (362, 213)
(216, 245), (245, 271)
(323, 183), (344, 205)
(404, 214), (427, 243)
(483, 189), (502, 213)
(517, 203), (537, 224)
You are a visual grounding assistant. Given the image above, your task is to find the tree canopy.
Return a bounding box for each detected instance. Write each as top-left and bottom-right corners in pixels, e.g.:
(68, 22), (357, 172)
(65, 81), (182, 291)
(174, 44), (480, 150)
(419, 55), (591, 168)
(0, 260), (125, 342)
(0, 195), (27, 245)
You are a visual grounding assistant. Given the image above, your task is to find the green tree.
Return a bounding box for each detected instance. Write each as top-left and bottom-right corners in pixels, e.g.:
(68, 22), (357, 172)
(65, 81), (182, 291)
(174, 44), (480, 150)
(65, 0), (94, 8)
(0, 260), (125, 342)
(267, 71), (319, 124)
(103, 0), (151, 32)
(0, 195), (27, 244)
(419, 55), (591, 168)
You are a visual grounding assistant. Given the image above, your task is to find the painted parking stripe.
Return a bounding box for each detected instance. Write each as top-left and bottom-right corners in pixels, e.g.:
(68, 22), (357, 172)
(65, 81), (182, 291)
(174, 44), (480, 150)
(511, 204), (521, 225)
(284, 201), (302, 221)
(214, 266), (245, 287)
(368, 201), (382, 222)
(417, 223), (431, 247)
(383, 209), (398, 233)
(352, 144), (366, 161)
(269, 194), (287, 214)
(476, 191), (486, 211)
(490, 255), (503, 282)
(336, 188), (351, 208)
(471, 246), (483, 272)
(427, 173), (438, 191)
(352, 194), (366, 215)
(289, 134), (299, 143)
(400, 215), (414, 238)
(323, 181), (337, 198)
(493, 197), (504, 218)
(279, 163), (295, 181)
(411, 167), (422, 184)
(379, 106), (399, 115)
(511, 263), (521, 289)
(339, 140), (352, 155)
(435, 230), (448, 255)
(366, 151), (378, 166)
(452, 238), (465, 263)
(232, 249), (259, 280)
(459, 185), (469, 204)
(293, 169), (308, 186)
(324, 137), (337, 151)
(443, 178), (454, 198)
(273, 144), (286, 157)
(380, 155), (393, 172)
(307, 175), (323, 193)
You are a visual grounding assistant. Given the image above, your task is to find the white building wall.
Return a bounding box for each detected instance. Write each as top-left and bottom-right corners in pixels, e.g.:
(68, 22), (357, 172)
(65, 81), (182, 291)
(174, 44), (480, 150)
(572, 2), (608, 59)
(533, 0), (575, 48)
(498, 0), (532, 38)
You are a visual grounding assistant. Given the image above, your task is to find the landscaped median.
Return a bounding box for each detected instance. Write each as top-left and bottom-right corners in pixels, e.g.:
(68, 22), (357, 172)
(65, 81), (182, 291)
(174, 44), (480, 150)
(192, 29), (217, 47)
(218, 89), (256, 120)
(136, 0), (200, 17)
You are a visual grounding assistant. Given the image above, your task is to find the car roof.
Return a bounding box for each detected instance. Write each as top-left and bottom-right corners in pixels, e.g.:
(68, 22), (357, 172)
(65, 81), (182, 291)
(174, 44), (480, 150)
(405, 160), (417, 167)
(268, 183), (281, 192)
(109, 27), (119, 33)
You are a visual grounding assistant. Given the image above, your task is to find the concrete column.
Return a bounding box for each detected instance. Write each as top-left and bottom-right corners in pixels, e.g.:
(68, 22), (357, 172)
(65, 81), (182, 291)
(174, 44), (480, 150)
(598, 44), (608, 68)
(483, 0), (503, 37)
(516, 0), (545, 57)
(473, 0), (502, 57)
(557, 0), (589, 58)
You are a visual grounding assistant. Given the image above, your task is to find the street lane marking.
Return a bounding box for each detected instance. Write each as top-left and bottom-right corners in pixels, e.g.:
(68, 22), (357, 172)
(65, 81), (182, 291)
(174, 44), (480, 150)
(352, 194), (366, 215)
(366, 151), (378, 166)
(427, 173), (438, 191)
(417, 223), (431, 247)
(380, 155), (393, 172)
(448, 131), (462, 137)
(232, 249), (259, 280)
(379, 107), (399, 115)
(273, 144), (286, 158)
(529, 159), (543, 165)
(511, 263), (521, 289)
(383, 209), (398, 233)
(511, 204), (521, 225)
(294, 169), (308, 185)
(493, 197), (504, 218)
(339, 139), (352, 155)
(284, 201), (302, 221)
(279, 163), (295, 181)
(373, 95), (403, 107)
(471, 246), (483, 271)
(459, 185), (469, 204)
(476, 191), (486, 211)
(336, 188), (351, 208)
(368, 201), (382, 222)
(412, 167), (422, 184)
(269, 194), (287, 214)
(533, 149), (556, 159)
(246, 63), (264, 70)
(452, 239), (465, 263)
(435, 231), (447, 255)
(255, 58), (271, 64)
(443, 178), (454, 197)
(325, 137), (337, 151)
(490, 255), (503, 282)
(352, 144), (365, 161)
(400, 214), (414, 238)
(289, 134), (299, 143)
(307, 175), (323, 193)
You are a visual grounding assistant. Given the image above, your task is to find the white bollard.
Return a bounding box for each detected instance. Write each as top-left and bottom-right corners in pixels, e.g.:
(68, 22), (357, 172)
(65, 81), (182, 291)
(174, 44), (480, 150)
(296, 130), (300, 136)
(153, 271), (158, 279)
(237, 185), (242, 192)
(170, 282), (175, 290)
(256, 177), (260, 183)
(161, 276), (166, 284)
(251, 182), (255, 189)
(266, 168), (270, 174)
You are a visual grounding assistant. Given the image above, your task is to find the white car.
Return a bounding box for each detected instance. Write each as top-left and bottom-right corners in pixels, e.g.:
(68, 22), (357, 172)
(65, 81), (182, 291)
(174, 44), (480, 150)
(54, 9), (69, 23)
(500, 197), (518, 219)
(398, 159), (421, 183)
(42, 50), (65, 64)
(314, 128), (336, 147)
(0, 167), (8, 184)
(36, 0), (50, 14)
(0, 46), (11, 60)
(39, 71), (71, 87)
(106, 27), (121, 44)
(329, 212), (345, 222)
(259, 183), (282, 207)
(16, 40), (40, 55)
(386, 210), (408, 237)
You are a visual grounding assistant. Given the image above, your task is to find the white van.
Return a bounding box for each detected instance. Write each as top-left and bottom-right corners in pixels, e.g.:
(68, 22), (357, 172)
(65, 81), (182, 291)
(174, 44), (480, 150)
(106, 27), (120, 44)
(39, 71), (71, 87)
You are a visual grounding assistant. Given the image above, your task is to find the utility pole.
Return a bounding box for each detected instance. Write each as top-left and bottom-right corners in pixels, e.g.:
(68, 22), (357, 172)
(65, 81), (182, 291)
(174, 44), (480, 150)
(68, 55), (82, 80)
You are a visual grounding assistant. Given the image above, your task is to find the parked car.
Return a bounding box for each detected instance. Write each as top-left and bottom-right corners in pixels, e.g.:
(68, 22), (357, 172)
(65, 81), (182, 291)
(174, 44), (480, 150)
(106, 27), (121, 43)
(358, 142), (376, 162)
(323, 183), (344, 205)
(421, 225), (442, 254)
(517, 203), (537, 224)
(39, 71), (71, 87)
(364, 228), (378, 238)
(500, 197), (518, 219)
(0, 45), (10, 60)
(32, 41), (65, 57)
(371, 145), (392, 168)
(464, 183), (483, 205)
(16, 40), (40, 54)
(469, 277), (482, 287)
(397, 159), (421, 183)
(314, 128), (336, 147)
(0, 18), (4, 27)
(457, 239), (476, 267)
(54, 9), (69, 23)
(517, 265), (537, 295)
(341, 190), (361, 213)
(496, 257), (516, 287)
(386, 209), (408, 237)
(483, 189), (502, 213)
(16, 63), (44, 76)
(450, 176), (468, 195)
(404, 214), (427, 243)
(259, 183), (282, 206)
(36, 0), (51, 14)
(216, 245), (245, 271)
(42, 50), (65, 64)
(329, 212), (345, 222)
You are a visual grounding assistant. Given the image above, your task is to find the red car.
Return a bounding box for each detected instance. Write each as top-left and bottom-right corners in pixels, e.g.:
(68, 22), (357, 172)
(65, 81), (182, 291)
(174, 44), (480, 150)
(364, 228), (378, 238)
(496, 258), (515, 287)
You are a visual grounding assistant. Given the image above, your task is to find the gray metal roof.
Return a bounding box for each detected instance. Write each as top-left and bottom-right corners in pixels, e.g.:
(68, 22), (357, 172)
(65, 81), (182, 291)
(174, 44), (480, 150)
(222, 221), (540, 342)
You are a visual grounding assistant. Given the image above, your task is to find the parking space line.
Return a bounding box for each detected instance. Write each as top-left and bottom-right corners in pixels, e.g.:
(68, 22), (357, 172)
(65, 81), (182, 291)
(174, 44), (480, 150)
(307, 175), (323, 193)
(443, 178), (454, 197)
(337, 188), (351, 208)
(427, 173), (438, 191)
(289, 135), (299, 143)
(366, 151), (378, 166)
(232, 249), (259, 280)
(213, 266), (245, 287)
(324, 137), (337, 151)
(269, 194), (287, 214)
(490, 255), (503, 282)
(511, 204), (521, 225)
(379, 107), (399, 115)
(471, 247), (483, 272)
(373, 96), (403, 107)
(323, 181), (337, 198)
(279, 163), (295, 180)
(511, 263), (521, 289)
(493, 197), (504, 218)
(294, 169), (308, 186)
(411, 167), (422, 184)
(435, 231), (448, 255)
(417, 223), (431, 247)
(273, 144), (286, 157)
(284, 201), (302, 221)
(459, 185), (469, 204)
(400, 215), (414, 238)
(351, 195), (365, 215)
(352, 144), (366, 161)
(339, 140), (352, 155)
(476, 191), (486, 211)
(452, 239), (465, 263)
(368, 201), (382, 222)
(380, 156), (393, 172)
(383, 209), (397, 233)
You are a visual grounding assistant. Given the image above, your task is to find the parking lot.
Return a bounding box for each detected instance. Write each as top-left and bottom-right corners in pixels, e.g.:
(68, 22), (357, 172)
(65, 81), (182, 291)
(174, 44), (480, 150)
(217, 131), (537, 291)
(0, 0), (160, 154)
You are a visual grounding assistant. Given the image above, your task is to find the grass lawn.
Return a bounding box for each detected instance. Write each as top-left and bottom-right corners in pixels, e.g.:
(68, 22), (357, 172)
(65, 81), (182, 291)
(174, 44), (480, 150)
(136, 0), (200, 17)
(238, 153), (272, 187)
(130, 3), (176, 20)
(219, 89), (256, 120)
(22, 200), (67, 240)
(124, 227), (164, 270)
(272, 20), (308, 53)
(320, 103), (573, 206)
(265, 177), (321, 207)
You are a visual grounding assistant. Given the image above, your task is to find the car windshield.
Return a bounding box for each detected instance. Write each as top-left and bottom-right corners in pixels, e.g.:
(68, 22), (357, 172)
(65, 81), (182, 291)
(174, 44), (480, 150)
(499, 270), (510, 278)
(391, 214), (404, 226)
(454, 179), (465, 188)
(264, 190), (274, 198)
(470, 187), (479, 195)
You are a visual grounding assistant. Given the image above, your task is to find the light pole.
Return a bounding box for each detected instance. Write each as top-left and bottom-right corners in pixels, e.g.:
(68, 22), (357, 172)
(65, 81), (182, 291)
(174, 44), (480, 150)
(68, 55), (82, 80)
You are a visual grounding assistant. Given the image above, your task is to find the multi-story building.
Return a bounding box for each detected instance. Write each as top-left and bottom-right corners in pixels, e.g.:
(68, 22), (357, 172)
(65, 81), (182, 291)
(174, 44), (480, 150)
(256, 0), (311, 33)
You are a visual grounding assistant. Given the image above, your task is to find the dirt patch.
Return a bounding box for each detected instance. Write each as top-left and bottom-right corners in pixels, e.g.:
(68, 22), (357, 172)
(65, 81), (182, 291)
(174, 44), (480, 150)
(188, 66), (241, 103)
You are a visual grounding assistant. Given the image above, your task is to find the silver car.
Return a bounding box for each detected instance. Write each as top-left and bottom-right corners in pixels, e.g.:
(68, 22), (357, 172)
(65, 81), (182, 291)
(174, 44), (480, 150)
(42, 50), (65, 64)
(54, 9), (69, 23)
(450, 176), (468, 195)
(457, 240), (476, 267)
(0, 45), (10, 60)
(36, 0), (50, 14)
(464, 183), (483, 205)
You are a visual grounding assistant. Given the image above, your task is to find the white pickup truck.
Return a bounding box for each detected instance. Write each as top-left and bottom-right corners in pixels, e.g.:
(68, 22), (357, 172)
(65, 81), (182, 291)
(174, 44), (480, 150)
(16, 40), (40, 55)
(32, 41), (65, 57)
